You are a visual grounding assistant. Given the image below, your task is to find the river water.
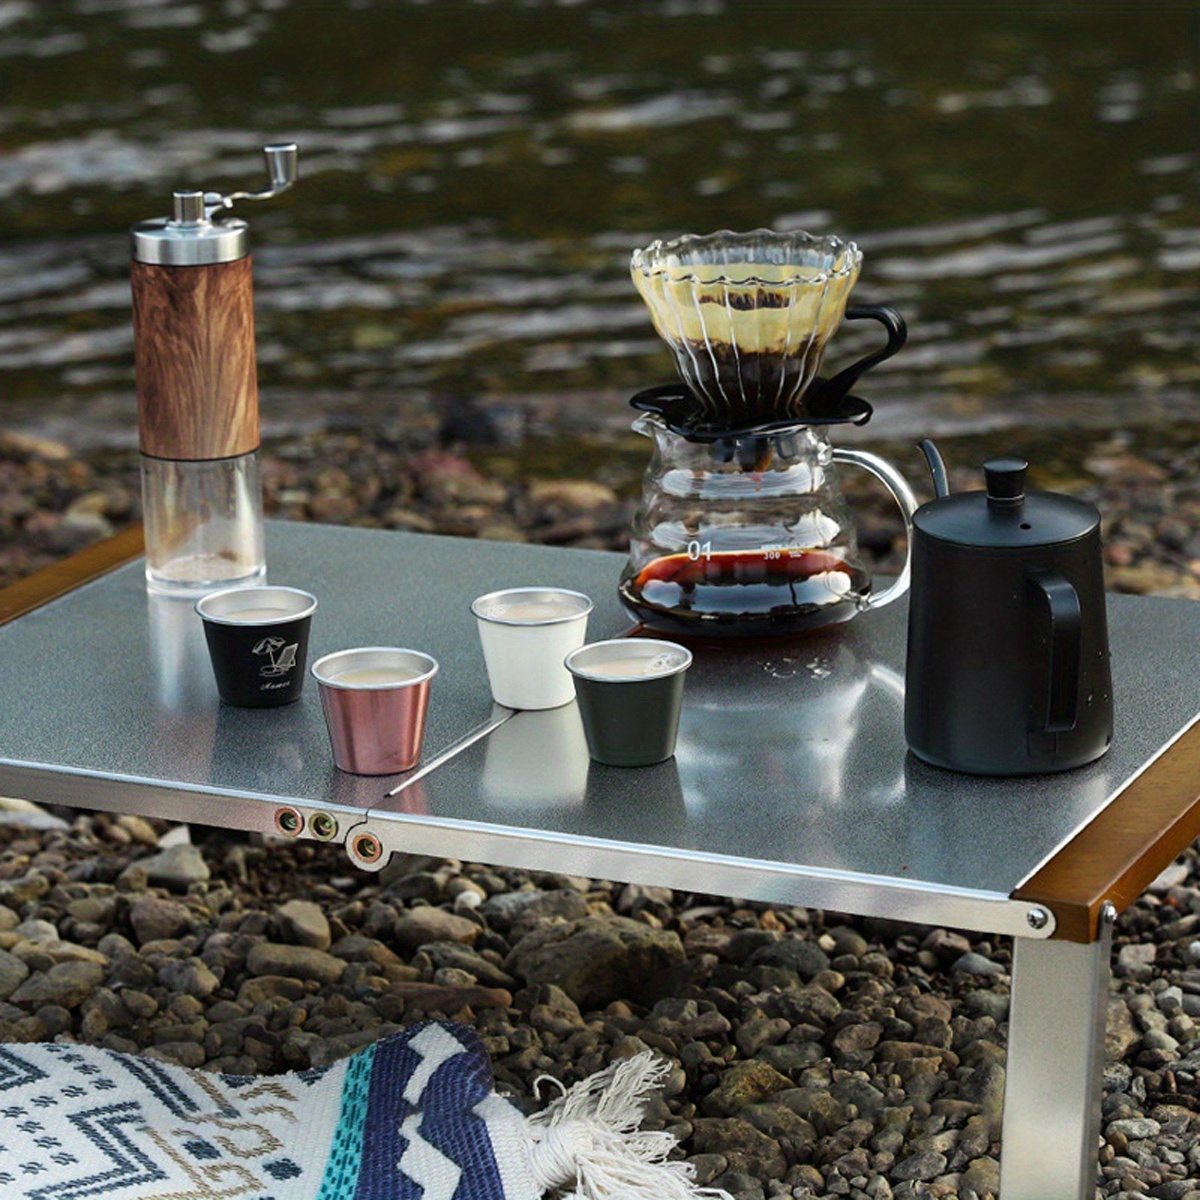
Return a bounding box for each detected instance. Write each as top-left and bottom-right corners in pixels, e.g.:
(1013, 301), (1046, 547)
(0, 0), (1197, 457)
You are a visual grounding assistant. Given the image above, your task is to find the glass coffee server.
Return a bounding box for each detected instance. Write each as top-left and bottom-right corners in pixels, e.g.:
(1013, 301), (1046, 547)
(619, 229), (920, 640)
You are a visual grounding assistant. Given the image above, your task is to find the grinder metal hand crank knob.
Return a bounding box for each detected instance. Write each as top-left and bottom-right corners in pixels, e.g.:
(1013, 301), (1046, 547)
(206, 142), (299, 216)
(264, 143), (298, 192)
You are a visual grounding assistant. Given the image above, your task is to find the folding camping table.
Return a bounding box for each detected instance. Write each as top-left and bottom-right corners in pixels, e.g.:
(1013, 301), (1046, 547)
(3, 520), (1200, 1200)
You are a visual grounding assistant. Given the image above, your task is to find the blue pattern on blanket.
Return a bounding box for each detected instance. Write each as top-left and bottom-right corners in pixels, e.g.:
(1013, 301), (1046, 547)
(0, 1025), (518, 1200)
(358, 1023), (505, 1200)
(0, 1019), (716, 1200)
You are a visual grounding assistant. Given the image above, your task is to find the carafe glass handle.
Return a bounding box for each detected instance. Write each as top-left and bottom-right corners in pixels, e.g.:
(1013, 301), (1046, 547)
(831, 447), (917, 610)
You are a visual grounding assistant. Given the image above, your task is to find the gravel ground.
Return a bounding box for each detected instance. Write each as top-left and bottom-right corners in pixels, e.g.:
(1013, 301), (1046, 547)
(4, 421), (1200, 1198)
(1, 806), (1200, 1200)
(5, 421), (1200, 600)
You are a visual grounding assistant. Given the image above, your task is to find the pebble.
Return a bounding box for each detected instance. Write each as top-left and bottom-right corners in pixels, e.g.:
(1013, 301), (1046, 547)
(8, 959), (104, 1008)
(479, 887), (590, 930)
(127, 844), (211, 891)
(0, 796), (70, 831)
(744, 938), (831, 981)
(393, 906), (481, 949)
(503, 915), (685, 1009)
(385, 980), (513, 1011)
(704, 1061), (794, 1116)
(0, 947), (31, 997)
(951, 951), (1007, 979)
(1118, 943), (1159, 981)
(129, 896), (193, 944)
(157, 958), (220, 999)
(961, 989), (1009, 1023)
(1109, 1117), (1162, 1140)
(1157, 986), (1184, 1016)
(13, 917), (59, 943)
(1108, 999), (1143, 1061)
(245, 943), (346, 985)
(273, 899), (332, 949)
(892, 1149), (947, 1182)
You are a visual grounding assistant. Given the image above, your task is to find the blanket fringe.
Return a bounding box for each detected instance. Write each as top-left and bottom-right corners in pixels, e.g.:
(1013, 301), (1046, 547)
(524, 1052), (733, 1200)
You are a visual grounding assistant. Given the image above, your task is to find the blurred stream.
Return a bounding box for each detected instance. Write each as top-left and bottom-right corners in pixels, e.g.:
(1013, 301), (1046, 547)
(0, 0), (1197, 456)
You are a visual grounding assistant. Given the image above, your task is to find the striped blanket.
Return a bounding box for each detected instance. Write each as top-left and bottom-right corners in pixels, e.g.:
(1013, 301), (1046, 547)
(0, 1021), (729, 1200)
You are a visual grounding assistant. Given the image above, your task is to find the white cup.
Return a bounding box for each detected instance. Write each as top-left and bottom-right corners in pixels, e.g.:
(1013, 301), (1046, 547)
(471, 586), (593, 709)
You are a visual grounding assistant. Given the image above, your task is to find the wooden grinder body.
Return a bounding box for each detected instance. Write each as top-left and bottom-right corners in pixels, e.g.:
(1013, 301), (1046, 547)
(131, 257), (259, 462)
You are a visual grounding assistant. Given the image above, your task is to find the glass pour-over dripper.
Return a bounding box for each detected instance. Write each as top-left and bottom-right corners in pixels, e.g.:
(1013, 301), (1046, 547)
(620, 228), (917, 640)
(632, 228), (884, 431)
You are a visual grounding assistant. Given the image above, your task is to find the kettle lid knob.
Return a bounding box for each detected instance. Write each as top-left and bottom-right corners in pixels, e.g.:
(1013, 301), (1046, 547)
(985, 457), (1027, 506)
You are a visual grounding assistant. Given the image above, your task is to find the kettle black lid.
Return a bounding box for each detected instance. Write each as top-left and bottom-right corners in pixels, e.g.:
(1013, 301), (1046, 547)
(912, 457), (1100, 549)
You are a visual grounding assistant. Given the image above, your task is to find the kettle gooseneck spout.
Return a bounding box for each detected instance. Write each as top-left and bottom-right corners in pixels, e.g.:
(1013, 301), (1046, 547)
(917, 438), (951, 499)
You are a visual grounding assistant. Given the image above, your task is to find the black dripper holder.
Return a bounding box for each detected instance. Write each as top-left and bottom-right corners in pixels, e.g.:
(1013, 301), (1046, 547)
(630, 303), (906, 458)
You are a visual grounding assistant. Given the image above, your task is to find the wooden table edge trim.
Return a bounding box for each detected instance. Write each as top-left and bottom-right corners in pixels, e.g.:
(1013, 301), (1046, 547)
(0, 525), (145, 626)
(1012, 718), (1200, 943)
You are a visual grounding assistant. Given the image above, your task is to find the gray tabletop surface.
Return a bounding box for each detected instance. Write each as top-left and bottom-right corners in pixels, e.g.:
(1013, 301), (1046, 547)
(2, 521), (1199, 931)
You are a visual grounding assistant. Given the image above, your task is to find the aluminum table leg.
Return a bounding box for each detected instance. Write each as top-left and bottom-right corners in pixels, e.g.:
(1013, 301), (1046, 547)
(998, 902), (1115, 1200)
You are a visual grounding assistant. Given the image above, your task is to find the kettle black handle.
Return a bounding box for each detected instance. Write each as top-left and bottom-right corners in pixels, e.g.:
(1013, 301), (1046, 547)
(1029, 569), (1081, 734)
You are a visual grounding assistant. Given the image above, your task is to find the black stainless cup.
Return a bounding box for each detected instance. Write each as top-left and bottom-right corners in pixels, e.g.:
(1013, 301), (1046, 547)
(195, 586), (318, 708)
(564, 638), (692, 766)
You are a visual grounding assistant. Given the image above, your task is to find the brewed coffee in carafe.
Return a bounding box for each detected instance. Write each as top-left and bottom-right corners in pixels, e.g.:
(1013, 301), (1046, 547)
(619, 229), (918, 640)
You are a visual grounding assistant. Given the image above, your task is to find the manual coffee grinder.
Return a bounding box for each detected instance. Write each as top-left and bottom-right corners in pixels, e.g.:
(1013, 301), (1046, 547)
(620, 229), (919, 640)
(130, 144), (298, 595)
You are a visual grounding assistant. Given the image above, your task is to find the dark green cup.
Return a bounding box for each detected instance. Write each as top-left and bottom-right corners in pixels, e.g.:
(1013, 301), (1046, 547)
(564, 638), (692, 766)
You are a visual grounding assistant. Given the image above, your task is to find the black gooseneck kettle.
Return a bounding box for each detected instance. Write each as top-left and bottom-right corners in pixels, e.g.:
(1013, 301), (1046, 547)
(904, 440), (1113, 775)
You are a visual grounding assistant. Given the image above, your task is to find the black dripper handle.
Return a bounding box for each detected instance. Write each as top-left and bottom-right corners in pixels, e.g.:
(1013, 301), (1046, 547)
(810, 303), (907, 410)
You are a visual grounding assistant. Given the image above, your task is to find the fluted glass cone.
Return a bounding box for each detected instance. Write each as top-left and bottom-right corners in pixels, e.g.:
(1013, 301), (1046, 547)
(632, 229), (862, 428)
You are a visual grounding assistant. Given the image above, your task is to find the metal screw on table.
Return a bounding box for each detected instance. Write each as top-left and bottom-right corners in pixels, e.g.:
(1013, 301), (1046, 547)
(353, 832), (382, 864)
(308, 811), (338, 841)
(275, 806), (302, 837)
(1026, 906), (1050, 931)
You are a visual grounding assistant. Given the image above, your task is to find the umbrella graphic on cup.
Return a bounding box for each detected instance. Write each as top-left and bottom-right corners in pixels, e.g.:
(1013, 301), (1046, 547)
(254, 635), (298, 677)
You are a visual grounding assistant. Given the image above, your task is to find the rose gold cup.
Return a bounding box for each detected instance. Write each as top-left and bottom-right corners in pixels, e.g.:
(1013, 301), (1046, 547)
(311, 647), (438, 775)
